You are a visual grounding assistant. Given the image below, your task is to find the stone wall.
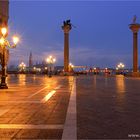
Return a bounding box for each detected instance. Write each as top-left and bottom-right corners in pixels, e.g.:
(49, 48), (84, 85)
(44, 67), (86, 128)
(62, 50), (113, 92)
(0, 0), (9, 25)
(0, 0), (9, 65)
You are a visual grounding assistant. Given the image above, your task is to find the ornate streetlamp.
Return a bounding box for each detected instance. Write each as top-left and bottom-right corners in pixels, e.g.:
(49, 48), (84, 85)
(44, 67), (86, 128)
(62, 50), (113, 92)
(117, 63), (125, 69)
(19, 62), (26, 73)
(0, 27), (19, 89)
(116, 62), (125, 74)
(46, 55), (56, 77)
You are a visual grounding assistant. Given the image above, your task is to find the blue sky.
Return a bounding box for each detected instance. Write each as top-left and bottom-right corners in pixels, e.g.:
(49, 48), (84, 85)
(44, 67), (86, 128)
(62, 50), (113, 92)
(8, 0), (140, 68)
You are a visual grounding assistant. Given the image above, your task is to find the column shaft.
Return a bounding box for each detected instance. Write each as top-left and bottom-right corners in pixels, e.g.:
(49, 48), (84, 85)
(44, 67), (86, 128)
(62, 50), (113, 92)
(64, 33), (69, 72)
(133, 32), (138, 72)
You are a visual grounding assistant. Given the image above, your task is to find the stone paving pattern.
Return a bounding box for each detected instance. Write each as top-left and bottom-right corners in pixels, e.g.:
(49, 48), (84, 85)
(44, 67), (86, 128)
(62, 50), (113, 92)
(0, 75), (72, 139)
(77, 75), (140, 139)
(0, 75), (140, 139)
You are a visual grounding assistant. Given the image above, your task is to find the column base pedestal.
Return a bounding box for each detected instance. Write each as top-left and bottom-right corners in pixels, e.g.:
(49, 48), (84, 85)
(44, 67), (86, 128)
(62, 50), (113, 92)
(131, 72), (140, 77)
(0, 83), (8, 89)
(63, 72), (74, 76)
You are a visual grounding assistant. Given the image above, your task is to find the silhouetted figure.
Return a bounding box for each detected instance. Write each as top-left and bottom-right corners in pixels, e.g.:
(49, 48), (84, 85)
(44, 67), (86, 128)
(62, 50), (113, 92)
(63, 19), (72, 27)
(133, 15), (137, 23)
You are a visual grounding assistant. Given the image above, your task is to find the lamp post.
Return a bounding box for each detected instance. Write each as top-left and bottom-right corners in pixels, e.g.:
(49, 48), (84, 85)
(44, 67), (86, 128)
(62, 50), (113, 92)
(116, 62), (125, 74)
(19, 62), (26, 73)
(0, 27), (19, 89)
(33, 66), (36, 74)
(44, 67), (48, 74)
(69, 63), (74, 72)
(93, 67), (97, 74)
(46, 56), (56, 77)
(105, 68), (108, 73)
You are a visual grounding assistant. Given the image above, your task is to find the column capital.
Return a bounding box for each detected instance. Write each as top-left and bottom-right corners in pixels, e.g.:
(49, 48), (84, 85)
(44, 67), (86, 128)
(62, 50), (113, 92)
(62, 20), (72, 34)
(129, 23), (140, 33)
(62, 25), (71, 33)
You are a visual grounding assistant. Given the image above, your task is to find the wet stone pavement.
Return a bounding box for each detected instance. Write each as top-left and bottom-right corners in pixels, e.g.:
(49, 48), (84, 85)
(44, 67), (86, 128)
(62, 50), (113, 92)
(0, 75), (73, 139)
(0, 74), (140, 139)
(77, 75), (140, 139)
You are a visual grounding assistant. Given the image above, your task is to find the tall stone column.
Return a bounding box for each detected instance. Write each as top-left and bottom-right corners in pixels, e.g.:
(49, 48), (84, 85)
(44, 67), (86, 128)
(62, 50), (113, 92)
(129, 16), (140, 75)
(62, 20), (72, 72)
(133, 32), (138, 72)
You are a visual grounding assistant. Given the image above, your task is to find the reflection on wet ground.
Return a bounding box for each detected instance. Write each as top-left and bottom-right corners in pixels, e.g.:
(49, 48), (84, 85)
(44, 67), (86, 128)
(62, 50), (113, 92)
(0, 74), (140, 139)
(0, 75), (73, 139)
(77, 75), (140, 139)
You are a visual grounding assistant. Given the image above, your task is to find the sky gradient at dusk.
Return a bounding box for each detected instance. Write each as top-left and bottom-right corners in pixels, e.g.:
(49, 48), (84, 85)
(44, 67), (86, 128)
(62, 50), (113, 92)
(8, 0), (140, 68)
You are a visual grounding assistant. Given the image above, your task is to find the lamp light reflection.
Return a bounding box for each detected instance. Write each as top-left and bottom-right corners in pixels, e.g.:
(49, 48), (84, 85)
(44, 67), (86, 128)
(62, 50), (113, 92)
(41, 90), (56, 103)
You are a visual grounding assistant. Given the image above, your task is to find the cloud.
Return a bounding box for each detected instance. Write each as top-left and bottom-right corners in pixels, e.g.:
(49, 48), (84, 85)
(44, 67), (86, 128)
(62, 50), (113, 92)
(8, 42), (132, 68)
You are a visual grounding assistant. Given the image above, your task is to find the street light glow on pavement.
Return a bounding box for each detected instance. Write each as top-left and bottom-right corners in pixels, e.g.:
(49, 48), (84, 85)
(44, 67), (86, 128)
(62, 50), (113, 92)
(41, 90), (56, 103)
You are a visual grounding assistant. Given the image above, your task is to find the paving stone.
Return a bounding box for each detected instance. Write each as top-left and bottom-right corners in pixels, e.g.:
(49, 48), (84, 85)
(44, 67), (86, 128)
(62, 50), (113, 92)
(0, 117), (13, 124)
(0, 75), (73, 139)
(38, 129), (63, 139)
(77, 75), (140, 139)
(14, 129), (40, 139)
(0, 129), (19, 138)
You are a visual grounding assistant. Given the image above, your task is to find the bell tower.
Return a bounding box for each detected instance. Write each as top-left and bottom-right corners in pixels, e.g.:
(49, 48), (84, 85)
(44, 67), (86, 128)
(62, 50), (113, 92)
(29, 52), (33, 68)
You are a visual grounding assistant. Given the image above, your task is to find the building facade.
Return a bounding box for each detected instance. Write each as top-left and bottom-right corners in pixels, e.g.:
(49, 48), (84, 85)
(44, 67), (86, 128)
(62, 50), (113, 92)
(0, 0), (9, 66)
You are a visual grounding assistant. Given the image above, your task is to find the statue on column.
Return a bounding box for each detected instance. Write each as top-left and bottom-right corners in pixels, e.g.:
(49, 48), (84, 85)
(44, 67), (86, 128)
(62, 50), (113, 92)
(63, 20), (71, 27)
(62, 19), (72, 31)
(132, 15), (137, 24)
